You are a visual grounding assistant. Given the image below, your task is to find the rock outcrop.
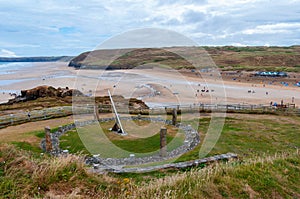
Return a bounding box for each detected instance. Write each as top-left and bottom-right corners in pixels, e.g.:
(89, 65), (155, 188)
(7, 85), (83, 104)
(4, 86), (148, 111)
(94, 95), (148, 110)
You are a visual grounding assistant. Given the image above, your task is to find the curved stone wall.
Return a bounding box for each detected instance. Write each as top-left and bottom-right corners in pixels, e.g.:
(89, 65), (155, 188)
(41, 116), (200, 166)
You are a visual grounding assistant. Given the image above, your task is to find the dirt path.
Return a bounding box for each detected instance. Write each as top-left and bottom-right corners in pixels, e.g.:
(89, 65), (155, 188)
(0, 116), (74, 144)
(0, 113), (115, 144)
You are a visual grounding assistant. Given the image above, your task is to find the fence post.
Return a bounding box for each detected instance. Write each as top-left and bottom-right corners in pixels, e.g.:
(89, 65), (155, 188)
(172, 108), (177, 125)
(160, 127), (167, 157)
(10, 114), (14, 125)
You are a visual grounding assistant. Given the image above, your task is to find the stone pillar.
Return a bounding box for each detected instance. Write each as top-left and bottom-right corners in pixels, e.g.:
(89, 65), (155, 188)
(58, 126), (63, 136)
(172, 108), (177, 125)
(160, 127), (167, 157)
(45, 126), (52, 152)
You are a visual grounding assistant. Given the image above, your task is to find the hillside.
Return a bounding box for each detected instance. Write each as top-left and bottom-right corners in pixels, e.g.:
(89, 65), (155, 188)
(0, 145), (299, 198)
(68, 46), (300, 72)
(1, 111), (299, 198)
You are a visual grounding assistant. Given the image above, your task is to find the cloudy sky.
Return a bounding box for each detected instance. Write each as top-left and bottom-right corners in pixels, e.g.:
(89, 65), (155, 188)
(0, 0), (300, 56)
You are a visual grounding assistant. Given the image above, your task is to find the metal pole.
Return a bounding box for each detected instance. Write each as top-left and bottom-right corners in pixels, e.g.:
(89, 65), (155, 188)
(107, 90), (125, 134)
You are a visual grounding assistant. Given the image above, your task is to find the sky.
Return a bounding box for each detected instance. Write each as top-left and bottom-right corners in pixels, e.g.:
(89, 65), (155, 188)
(0, 0), (300, 56)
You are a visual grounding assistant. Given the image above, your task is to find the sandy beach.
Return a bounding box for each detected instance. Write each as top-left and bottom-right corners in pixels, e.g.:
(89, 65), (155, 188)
(0, 62), (299, 107)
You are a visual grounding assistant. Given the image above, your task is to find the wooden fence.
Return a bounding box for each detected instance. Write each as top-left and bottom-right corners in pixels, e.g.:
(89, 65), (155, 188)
(0, 103), (299, 129)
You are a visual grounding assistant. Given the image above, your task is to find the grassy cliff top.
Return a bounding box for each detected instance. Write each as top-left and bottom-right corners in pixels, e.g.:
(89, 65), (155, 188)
(69, 46), (300, 72)
(1, 144), (299, 198)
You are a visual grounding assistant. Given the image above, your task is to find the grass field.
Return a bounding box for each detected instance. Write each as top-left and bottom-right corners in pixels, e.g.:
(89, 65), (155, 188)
(177, 114), (300, 162)
(4, 113), (299, 161)
(1, 113), (299, 198)
(60, 120), (185, 157)
(0, 144), (299, 198)
(59, 114), (300, 161)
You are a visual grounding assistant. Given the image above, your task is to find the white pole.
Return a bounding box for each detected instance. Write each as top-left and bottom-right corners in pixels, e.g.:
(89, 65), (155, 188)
(107, 90), (125, 134)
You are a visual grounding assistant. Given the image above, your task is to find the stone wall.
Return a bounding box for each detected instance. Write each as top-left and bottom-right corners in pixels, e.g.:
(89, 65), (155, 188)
(95, 153), (238, 173)
(83, 116), (200, 166)
(41, 116), (232, 173)
(41, 116), (200, 160)
(40, 123), (76, 156)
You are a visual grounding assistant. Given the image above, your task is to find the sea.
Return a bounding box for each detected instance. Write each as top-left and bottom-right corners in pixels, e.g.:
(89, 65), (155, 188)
(0, 62), (33, 75)
(0, 62), (37, 91)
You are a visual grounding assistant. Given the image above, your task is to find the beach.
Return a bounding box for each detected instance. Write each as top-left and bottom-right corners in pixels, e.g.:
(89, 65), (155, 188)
(0, 62), (299, 107)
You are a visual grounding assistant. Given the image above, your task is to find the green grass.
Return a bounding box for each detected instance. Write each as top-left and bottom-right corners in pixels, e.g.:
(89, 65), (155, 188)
(55, 113), (300, 173)
(34, 130), (46, 139)
(229, 155), (300, 198)
(0, 145), (112, 198)
(58, 114), (300, 162)
(11, 141), (43, 154)
(112, 131), (182, 153)
(31, 127), (61, 139)
(59, 121), (184, 157)
(176, 115), (300, 162)
(72, 46), (300, 72)
(208, 117), (300, 156)
(121, 151), (300, 199)
(59, 129), (90, 155)
(221, 64), (300, 72)
(1, 113), (300, 198)
(0, 144), (299, 198)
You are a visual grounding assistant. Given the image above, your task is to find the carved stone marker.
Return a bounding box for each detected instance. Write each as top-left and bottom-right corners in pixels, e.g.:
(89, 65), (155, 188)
(58, 126), (63, 136)
(160, 127), (167, 157)
(45, 126), (52, 152)
(172, 108), (177, 125)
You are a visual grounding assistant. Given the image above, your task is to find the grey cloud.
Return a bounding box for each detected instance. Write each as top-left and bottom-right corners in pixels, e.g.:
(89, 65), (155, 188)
(0, 0), (299, 56)
(97, 28), (197, 49)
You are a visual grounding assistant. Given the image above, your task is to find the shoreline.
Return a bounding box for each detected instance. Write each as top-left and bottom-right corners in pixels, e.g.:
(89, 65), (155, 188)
(0, 62), (299, 106)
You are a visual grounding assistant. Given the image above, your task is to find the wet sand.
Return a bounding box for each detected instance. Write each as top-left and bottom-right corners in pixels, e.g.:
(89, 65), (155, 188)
(0, 62), (299, 107)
